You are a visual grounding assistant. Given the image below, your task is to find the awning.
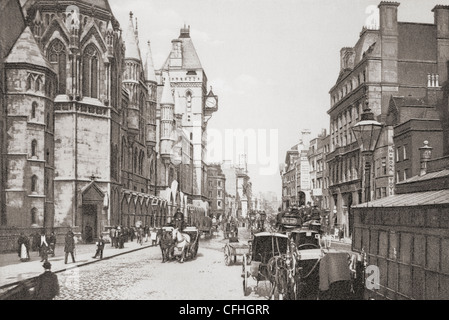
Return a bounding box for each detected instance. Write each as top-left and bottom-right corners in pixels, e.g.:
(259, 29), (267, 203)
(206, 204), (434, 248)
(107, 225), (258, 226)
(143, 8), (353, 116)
(352, 189), (449, 208)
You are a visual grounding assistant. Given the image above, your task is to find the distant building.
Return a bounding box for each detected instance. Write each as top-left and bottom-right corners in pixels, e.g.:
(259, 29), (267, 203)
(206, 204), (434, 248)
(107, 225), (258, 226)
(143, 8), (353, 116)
(207, 163), (226, 219)
(281, 130), (311, 210)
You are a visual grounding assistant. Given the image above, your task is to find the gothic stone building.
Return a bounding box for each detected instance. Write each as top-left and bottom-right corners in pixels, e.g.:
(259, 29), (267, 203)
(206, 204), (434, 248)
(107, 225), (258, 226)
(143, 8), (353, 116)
(0, 0), (162, 249)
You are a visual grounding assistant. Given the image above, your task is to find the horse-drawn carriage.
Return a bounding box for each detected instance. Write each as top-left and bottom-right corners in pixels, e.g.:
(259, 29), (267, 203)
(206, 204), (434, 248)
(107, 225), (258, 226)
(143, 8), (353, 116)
(241, 232), (289, 298)
(159, 225), (199, 263)
(223, 239), (250, 266)
(240, 216), (367, 299)
(223, 221), (238, 239)
(197, 216), (213, 237)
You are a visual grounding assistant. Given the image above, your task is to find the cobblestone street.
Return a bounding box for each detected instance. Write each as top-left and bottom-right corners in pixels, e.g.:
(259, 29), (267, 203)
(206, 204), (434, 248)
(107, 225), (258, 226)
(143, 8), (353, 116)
(54, 230), (268, 300)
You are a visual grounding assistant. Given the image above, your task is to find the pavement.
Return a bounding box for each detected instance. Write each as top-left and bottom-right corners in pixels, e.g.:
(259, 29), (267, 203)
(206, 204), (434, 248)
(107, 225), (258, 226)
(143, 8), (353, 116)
(0, 239), (156, 290)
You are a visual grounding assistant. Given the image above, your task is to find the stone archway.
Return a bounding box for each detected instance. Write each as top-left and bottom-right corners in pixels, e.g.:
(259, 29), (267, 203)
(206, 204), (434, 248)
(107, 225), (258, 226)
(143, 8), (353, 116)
(81, 182), (104, 243)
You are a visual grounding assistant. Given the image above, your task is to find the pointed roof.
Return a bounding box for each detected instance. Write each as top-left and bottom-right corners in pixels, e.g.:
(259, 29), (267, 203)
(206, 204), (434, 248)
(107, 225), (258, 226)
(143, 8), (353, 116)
(160, 25), (203, 70)
(123, 11), (141, 61)
(160, 73), (174, 105)
(144, 41), (157, 83)
(5, 26), (53, 71)
(174, 89), (184, 115)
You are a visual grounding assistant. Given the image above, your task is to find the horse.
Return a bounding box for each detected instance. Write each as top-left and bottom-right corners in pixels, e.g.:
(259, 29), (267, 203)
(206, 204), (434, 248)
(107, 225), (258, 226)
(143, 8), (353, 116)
(159, 228), (175, 263)
(172, 227), (191, 263)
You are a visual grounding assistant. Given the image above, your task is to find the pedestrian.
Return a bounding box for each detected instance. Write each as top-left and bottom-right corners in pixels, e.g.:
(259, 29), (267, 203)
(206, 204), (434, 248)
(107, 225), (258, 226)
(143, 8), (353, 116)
(117, 226), (124, 248)
(17, 232), (30, 262)
(92, 235), (105, 259)
(64, 229), (76, 264)
(32, 231), (40, 252)
(48, 231), (56, 257)
(34, 261), (59, 300)
(115, 226), (120, 248)
(144, 225), (149, 242)
(130, 227), (135, 242)
(109, 226), (116, 248)
(39, 230), (49, 262)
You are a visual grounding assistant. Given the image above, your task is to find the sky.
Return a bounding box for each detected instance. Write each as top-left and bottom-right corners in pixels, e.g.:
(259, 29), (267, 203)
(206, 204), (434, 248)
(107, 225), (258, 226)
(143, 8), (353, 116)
(109, 0), (447, 198)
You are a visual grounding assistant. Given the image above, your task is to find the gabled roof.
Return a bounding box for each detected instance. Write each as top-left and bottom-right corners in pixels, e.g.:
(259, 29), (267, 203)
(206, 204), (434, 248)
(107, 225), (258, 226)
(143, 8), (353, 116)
(5, 26), (53, 71)
(160, 26), (203, 70)
(181, 36), (202, 69)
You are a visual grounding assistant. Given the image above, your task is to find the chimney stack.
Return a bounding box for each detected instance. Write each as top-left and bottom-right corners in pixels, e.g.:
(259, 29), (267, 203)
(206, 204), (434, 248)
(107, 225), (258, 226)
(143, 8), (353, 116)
(378, 2), (400, 36)
(432, 5), (449, 84)
(419, 141), (433, 176)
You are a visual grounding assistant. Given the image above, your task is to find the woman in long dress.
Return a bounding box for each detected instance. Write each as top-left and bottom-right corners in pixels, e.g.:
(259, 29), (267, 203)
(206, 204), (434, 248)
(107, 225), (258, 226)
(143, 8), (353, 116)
(18, 233), (30, 262)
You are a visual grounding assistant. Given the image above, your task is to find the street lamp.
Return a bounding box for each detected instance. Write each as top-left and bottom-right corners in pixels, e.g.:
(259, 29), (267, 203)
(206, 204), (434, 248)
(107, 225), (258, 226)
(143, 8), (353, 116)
(352, 101), (382, 203)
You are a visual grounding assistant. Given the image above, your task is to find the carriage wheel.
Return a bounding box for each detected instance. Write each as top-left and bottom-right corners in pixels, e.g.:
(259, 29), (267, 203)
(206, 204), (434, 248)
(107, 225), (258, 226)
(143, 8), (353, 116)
(224, 245), (232, 266)
(192, 241), (199, 258)
(242, 254), (249, 296)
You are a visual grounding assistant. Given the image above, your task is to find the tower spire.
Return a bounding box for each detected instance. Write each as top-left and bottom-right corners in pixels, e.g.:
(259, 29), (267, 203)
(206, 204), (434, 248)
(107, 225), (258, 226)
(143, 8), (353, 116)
(145, 40), (157, 83)
(123, 11), (141, 60)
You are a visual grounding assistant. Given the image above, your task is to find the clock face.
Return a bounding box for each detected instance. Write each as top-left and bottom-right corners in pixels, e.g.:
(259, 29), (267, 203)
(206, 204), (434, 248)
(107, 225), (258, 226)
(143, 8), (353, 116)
(206, 97), (217, 108)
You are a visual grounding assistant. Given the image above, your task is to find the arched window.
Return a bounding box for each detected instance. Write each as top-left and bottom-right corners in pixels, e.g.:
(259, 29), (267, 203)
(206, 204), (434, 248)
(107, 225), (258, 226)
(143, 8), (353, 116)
(134, 147), (138, 173)
(35, 76), (42, 92)
(139, 151), (144, 175)
(186, 91), (192, 111)
(31, 175), (38, 192)
(31, 101), (37, 119)
(31, 139), (37, 157)
(82, 44), (100, 98)
(48, 39), (66, 94)
(31, 208), (37, 224)
(121, 137), (127, 170)
(169, 168), (174, 185)
(27, 75), (33, 91)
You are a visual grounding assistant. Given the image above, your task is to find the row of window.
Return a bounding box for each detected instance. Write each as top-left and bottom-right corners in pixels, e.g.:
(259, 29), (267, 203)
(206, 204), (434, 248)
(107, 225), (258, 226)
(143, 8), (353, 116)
(329, 154), (360, 185)
(331, 70), (366, 106)
(48, 40), (120, 104)
(396, 145), (408, 162)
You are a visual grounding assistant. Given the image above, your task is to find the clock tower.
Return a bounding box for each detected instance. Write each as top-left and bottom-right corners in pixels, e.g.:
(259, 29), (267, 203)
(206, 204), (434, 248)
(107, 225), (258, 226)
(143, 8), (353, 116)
(157, 25), (219, 209)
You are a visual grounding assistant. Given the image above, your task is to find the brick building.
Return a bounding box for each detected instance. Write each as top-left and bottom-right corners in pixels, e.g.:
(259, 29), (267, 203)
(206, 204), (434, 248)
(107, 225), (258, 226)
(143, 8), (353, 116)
(327, 2), (449, 238)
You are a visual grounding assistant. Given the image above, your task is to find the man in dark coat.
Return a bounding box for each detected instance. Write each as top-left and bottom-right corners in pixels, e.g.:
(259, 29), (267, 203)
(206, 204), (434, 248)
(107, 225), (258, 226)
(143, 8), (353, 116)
(32, 231), (40, 252)
(48, 231), (56, 257)
(93, 235), (106, 259)
(34, 261), (59, 300)
(64, 229), (76, 264)
(173, 209), (185, 231)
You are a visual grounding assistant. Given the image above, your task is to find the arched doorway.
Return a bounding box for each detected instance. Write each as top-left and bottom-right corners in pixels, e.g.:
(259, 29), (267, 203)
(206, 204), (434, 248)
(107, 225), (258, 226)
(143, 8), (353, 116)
(81, 182), (104, 243)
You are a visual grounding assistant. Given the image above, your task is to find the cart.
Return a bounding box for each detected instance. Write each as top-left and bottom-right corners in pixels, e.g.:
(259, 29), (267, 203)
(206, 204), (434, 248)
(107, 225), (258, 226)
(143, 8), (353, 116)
(172, 226), (199, 262)
(197, 216), (213, 237)
(223, 240), (251, 266)
(241, 232), (289, 298)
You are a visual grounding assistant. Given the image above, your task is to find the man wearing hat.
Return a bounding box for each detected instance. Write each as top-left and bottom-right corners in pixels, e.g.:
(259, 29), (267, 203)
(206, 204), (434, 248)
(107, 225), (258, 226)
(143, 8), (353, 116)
(34, 262), (60, 300)
(64, 229), (76, 264)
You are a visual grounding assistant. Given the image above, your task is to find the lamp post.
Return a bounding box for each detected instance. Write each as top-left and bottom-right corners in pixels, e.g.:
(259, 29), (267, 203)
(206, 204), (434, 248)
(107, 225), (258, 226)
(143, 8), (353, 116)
(352, 101), (382, 203)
